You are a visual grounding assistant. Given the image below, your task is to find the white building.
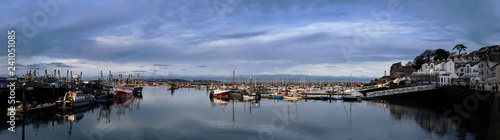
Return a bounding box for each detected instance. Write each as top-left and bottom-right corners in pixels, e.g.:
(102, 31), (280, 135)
(479, 54), (500, 83)
(412, 60), (458, 86)
(456, 62), (480, 78)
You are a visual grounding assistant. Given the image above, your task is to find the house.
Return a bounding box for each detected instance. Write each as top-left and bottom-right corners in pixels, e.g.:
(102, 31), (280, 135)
(412, 59), (458, 86)
(479, 54), (500, 83)
(455, 62), (480, 78)
(390, 62), (415, 79)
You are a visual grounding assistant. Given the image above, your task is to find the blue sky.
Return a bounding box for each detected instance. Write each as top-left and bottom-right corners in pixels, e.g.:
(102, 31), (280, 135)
(1, 0), (499, 77)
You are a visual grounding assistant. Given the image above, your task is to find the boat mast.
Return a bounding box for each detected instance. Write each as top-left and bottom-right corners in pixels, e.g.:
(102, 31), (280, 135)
(249, 73), (252, 91)
(232, 65), (235, 89)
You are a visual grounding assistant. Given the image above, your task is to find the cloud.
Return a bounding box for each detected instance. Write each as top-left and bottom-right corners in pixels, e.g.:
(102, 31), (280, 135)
(19, 62), (73, 70)
(153, 64), (170, 66)
(1, 0), (499, 77)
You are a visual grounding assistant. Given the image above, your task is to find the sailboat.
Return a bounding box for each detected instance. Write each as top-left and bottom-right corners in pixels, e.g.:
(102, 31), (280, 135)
(342, 74), (362, 101)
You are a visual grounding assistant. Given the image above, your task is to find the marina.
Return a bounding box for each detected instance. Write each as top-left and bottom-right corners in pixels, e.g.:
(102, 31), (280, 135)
(0, 86), (498, 139)
(3, 1), (500, 139)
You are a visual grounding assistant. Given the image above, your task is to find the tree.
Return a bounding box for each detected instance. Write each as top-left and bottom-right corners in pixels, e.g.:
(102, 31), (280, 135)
(405, 61), (414, 66)
(412, 48), (450, 70)
(413, 58), (427, 70)
(453, 44), (467, 57)
(433, 49), (450, 61)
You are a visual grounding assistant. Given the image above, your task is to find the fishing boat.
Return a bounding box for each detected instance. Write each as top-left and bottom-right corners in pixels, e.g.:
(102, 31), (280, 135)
(133, 86), (143, 97)
(56, 91), (95, 109)
(212, 89), (230, 97)
(212, 65), (235, 97)
(114, 86), (133, 97)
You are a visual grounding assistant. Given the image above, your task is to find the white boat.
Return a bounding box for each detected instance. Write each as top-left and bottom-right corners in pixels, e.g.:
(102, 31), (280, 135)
(283, 95), (302, 100)
(56, 91), (95, 109)
(212, 89), (230, 97)
(242, 95), (256, 100)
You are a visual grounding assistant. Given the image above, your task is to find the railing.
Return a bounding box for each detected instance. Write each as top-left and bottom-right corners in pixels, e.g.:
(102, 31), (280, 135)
(365, 84), (436, 98)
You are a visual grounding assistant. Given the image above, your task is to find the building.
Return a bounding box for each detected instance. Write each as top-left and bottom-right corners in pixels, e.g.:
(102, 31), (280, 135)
(479, 54), (500, 83)
(412, 59), (458, 86)
(390, 62), (415, 79)
(455, 62), (480, 78)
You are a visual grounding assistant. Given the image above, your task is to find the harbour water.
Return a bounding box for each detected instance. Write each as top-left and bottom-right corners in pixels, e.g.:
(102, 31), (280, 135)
(1, 86), (496, 140)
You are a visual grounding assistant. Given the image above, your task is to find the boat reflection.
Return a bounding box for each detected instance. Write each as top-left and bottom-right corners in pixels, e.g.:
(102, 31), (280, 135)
(210, 96), (229, 106)
(55, 104), (95, 136)
(115, 96), (134, 119)
(170, 88), (175, 96)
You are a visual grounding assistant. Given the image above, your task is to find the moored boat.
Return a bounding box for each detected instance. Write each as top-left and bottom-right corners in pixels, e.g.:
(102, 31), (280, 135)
(242, 94), (256, 100)
(114, 86), (133, 97)
(133, 86), (143, 97)
(212, 89), (230, 97)
(56, 91), (95, 110)
(332, 95), (343, 100)
(283, 95), (302, 100)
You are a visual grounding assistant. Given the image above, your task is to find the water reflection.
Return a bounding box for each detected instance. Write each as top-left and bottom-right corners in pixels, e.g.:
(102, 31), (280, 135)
(210, 96), (229, 106)
(366, 100), (477, 139)
(1, 88), (497, 140)
(8, 95), (144, 139)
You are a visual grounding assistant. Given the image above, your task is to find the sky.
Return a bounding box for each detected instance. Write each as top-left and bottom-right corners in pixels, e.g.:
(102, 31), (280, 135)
(1, 0), (499, 78)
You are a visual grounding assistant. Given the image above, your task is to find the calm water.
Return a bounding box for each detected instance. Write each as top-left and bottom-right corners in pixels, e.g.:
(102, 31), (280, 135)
(0, 87), (491, 140)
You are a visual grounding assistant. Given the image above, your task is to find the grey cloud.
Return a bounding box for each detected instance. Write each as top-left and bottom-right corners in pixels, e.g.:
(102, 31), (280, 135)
(198, 65), (208, 68)
(153, 64), (170, 66)
(115, 71), (129, 74)
(218, 31), (267, 39)
(18, 62), (73, 70)
(132, 70), (147, 73)
(417, 37), (455, 42)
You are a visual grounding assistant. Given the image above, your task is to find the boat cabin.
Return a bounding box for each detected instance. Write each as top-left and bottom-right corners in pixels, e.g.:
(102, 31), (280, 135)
(64, 92), (86, 101)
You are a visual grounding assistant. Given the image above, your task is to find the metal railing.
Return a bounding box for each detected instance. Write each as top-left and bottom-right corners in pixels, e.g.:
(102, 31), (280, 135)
(365, 84), (436, 98)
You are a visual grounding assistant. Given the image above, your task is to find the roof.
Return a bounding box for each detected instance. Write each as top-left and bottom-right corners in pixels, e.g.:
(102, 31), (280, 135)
(469, 61), (480, 67)
(426, 60), (451, 65)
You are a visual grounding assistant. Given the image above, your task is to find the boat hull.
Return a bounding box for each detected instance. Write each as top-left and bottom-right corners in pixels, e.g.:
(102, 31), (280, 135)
(57, 98), (95, 110)
(95, 94), (114, 102)
(115, 89), (133, 97)
(212, 90), (229, 97)
(271, 95), (283, 99)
